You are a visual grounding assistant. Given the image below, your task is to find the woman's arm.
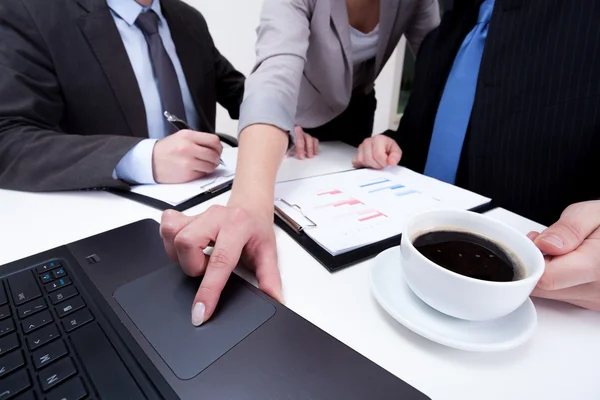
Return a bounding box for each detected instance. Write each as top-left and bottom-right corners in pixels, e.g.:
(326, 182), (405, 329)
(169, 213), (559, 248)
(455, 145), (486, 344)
(160, 0), (316, 326)
(238, 0), (314, 139)
(405, 0), (441, 56)
(228, 124), (289, 218)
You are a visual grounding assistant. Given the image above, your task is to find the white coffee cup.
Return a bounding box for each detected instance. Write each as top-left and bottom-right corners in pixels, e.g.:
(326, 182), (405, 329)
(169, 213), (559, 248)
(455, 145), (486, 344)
(400, 209), (545, 321)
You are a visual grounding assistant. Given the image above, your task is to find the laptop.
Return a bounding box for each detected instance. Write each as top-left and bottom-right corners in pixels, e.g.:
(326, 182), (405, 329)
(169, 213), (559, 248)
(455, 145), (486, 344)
(0, 219), (429, 399)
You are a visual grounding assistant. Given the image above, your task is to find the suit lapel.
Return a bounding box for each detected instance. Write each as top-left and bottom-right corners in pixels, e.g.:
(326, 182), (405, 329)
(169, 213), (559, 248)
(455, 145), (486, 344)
(76, 0), (147, 138)
(375, 0), (400, 71)
(161, 0), (212, 132)
(330, 0), (352, 72)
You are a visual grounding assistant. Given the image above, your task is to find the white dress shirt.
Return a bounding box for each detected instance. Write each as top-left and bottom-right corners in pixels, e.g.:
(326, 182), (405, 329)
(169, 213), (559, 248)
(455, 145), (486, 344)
(107, 0), (200, 184)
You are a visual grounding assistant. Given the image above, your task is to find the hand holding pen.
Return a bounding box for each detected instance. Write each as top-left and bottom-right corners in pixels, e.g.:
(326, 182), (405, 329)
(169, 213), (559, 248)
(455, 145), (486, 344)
(150, 113), (225, 184)
(164, 111), (225, 166)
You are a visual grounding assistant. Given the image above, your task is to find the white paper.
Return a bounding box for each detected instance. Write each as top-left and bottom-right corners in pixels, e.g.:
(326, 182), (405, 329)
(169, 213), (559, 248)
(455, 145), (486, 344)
(276, 142), (356, 183)
(274, 167), (491, 256)
(130, 148), (238, 206)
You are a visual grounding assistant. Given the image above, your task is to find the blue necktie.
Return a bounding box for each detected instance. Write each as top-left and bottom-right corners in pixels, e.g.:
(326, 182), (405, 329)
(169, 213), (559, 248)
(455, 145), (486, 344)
(423, 0), (496, 184)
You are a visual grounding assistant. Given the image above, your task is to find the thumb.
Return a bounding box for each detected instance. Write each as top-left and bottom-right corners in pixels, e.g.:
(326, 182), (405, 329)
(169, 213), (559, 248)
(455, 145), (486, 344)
(535, 202), (600, 255)
(386, 140), (402, 166)
(526, 231), (540, 241)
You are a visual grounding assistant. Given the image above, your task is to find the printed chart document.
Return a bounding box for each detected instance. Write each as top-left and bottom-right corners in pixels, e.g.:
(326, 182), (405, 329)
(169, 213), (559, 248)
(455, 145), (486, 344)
(274, 167), (491, 256)
(128, 141), (356, 207)
(129, 148), (238, 206)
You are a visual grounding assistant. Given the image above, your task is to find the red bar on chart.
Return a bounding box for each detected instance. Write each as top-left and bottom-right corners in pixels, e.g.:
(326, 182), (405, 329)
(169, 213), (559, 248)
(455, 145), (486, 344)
(333, 199), (363, 207)
(358, 211), (386, 222)
(317, 189), (342, 196)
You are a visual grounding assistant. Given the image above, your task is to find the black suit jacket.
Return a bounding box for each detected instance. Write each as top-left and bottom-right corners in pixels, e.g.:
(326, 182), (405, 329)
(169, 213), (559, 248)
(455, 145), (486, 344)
(0, 0), (245, 192)
(389, 0), (600, 225)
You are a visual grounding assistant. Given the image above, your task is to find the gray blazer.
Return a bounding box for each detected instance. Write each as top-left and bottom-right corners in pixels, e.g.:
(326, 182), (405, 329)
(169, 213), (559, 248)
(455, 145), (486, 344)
(238, 0), (440, 138)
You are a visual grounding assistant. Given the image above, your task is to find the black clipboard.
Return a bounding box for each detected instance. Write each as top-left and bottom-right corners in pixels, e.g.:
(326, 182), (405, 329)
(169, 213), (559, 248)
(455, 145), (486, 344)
(108, 133), (238, 211)
(108, 179), (233, 212)
(275, 201), (495, 273)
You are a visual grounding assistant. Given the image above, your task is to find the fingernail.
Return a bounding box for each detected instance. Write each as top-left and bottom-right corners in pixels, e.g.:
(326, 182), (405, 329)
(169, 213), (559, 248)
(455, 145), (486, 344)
(539, 234), (563, 249)
(526, 232), (537, 241)
(192, 302), (205, 326)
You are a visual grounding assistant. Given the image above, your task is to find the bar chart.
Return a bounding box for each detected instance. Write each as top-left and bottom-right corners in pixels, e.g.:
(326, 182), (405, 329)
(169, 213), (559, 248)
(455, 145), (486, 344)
(310, 187), (389, 225)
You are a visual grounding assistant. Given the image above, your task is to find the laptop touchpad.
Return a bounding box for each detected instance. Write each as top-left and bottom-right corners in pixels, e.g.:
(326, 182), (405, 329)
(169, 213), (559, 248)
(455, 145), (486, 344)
(113, 265), (276, 380)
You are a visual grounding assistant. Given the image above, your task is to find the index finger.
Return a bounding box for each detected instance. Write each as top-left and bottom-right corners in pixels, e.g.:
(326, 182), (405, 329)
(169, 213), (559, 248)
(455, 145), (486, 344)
(186, 130), (223, 154)
(305, 135), (315, 158)
(192, 225), (251, 326)
(294, 127), (306, 160)
(372, 138), (390, 168)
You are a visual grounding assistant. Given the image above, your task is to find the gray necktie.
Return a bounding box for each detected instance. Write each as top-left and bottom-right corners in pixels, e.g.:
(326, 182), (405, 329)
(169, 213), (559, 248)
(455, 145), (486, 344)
(136, 10), (186, 134)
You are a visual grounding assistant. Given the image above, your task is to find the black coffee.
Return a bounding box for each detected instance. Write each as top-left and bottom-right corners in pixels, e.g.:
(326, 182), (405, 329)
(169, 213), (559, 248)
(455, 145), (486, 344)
(412, 230), (524, 282)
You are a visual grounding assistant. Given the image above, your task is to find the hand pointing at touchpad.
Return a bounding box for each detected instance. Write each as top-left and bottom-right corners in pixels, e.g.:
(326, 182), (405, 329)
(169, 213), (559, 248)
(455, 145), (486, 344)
(159, 208), (283, 327)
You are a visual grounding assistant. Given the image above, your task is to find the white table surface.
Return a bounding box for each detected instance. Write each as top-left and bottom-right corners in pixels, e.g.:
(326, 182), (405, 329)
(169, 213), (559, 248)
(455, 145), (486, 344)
(1, 144), (599, 400)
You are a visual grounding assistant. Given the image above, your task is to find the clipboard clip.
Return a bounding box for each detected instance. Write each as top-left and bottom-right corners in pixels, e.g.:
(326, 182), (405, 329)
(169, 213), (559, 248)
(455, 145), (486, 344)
(201, 174), (234, 193)
(274, 198), (317, 233)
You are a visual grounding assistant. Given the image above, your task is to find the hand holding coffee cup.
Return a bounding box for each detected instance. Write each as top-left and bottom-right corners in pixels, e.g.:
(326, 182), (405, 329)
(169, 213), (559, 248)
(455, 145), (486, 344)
(400, 210), (545, 321)
(528, 200), (600, 312)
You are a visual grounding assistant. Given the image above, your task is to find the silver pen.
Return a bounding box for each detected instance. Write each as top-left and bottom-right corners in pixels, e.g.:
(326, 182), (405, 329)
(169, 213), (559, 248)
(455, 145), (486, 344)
(164, 111), (225, 166)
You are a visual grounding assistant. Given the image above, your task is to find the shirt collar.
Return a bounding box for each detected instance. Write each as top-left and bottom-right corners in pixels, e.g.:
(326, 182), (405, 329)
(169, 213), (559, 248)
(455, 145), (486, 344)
(106, 0), (165, 27)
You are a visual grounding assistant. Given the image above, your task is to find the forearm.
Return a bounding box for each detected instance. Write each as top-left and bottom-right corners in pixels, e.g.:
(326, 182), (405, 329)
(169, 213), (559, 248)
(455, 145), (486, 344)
(228, 124), (289, 220)
(0, 125), (141, 191)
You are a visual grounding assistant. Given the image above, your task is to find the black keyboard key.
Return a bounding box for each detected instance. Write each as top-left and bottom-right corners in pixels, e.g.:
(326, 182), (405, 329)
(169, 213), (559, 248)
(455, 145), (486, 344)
(55, 297), (85, 318)
(38, 357), (76, 391)
(8, 271), (42, 306)
(0, 334), (19, 356)
(32, 340), (68, 370)
(17, 298), (46, 319)
(22, 310), (52, 334)
(39, 272), (55, 284)
(0, 283), (6, 306)
(44, 277), (72, 294)
(0, 369), (30, 399)
(12, 392), (36, 400)
(46, 378), (87, 400)
(62, 309), (93, 333)
(0, 350), (25, 378)
(49, 286), (78, 305)
(0, 319), (15, 337)
(26, 325), (60, 351)
(52, 268), (66, 280)
(36, 261), (62, 274)
(0, 305), (10, 320)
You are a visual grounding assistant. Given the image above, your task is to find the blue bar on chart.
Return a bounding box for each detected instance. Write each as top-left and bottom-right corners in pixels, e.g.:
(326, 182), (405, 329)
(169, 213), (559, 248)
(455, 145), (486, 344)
(395, 190), (418, 197)
(359, 179), (390, 188)
(368, 184), (405, 193)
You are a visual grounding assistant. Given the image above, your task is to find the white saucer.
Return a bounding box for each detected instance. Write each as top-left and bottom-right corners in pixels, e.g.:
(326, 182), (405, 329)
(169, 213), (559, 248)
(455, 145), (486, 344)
(370, 247), (537, 352)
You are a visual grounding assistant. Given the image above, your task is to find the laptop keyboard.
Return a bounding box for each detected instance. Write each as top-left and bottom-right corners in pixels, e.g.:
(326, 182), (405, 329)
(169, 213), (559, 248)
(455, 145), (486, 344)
(0, 260), (93, 399)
